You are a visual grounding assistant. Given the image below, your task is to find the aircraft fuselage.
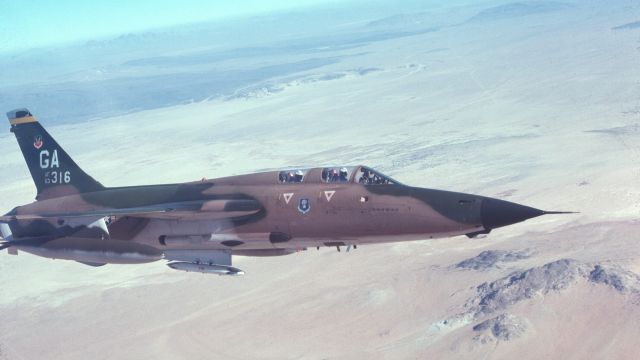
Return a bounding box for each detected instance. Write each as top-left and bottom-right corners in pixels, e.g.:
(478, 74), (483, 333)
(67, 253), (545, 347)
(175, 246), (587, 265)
(1, 108), (565, 274)
(7, 165), (545, 256)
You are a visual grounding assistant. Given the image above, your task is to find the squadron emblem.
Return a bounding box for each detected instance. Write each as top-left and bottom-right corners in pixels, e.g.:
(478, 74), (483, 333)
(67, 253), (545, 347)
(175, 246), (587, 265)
(298, 198), (311, 214)
(33, 135), (43, 149)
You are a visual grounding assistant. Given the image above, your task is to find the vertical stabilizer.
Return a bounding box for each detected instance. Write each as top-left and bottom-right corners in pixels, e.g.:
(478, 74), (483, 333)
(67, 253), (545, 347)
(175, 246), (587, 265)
(7, 108), (105, 200)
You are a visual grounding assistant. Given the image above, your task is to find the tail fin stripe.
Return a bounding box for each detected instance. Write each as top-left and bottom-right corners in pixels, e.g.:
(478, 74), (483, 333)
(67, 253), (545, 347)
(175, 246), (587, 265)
(9, 116), (37, 125)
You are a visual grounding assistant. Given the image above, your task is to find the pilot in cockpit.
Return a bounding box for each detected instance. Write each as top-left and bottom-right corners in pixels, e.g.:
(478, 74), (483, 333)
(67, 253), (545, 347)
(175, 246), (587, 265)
(330, 169), (339, 182)
(359, 169), (372, 184)
(321, 168), (329, 182)
(339, 167), (349, 182)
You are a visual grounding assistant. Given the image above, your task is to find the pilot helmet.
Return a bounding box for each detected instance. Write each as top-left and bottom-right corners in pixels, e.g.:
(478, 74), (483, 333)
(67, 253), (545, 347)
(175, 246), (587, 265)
(340, 167), (348, 175)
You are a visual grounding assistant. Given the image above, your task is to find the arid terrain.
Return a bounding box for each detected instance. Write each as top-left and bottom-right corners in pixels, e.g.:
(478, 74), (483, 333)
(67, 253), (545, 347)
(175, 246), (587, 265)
(1, 1), (639, 359)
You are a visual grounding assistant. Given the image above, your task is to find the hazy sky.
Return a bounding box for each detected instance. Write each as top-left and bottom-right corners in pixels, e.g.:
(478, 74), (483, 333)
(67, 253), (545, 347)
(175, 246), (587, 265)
(0, 0), (339, 53)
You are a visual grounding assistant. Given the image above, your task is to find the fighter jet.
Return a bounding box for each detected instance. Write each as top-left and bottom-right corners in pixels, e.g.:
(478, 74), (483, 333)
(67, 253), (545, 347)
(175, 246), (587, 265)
(0, 109), (573, 275)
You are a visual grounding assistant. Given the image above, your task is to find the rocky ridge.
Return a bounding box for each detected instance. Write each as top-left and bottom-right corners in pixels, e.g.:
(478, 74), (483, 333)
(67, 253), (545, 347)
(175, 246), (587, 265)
(441, 257), (640, 344)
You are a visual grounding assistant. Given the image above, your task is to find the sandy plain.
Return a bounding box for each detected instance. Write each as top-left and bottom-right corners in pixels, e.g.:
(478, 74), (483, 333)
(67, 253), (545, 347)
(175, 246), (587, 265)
(1, 1), (640, 359)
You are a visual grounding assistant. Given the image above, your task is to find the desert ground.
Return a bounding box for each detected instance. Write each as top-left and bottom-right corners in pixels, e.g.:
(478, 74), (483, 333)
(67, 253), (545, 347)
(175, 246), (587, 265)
(1, 1), (640, 359)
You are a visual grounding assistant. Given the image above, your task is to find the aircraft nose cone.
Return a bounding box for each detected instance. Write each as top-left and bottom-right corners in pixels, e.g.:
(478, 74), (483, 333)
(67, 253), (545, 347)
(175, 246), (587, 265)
(481, 198), (545, 230)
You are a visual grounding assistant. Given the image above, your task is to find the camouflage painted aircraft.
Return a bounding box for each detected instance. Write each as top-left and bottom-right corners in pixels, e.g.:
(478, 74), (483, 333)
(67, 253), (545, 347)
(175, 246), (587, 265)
(0, 109), (573, 275)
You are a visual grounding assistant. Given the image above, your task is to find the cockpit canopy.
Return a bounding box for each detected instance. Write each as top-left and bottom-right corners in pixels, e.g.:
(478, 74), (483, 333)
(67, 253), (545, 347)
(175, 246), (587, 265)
(321, 167), (351, 183)
(278, 166), (398, 185)
(353, 166), (396, 185)
(278, 169), (308, 183)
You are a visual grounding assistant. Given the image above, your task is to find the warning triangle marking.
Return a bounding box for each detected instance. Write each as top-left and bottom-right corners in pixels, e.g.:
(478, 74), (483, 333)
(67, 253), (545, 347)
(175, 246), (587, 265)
(324, 190), (336, 202)
(283, 193), (294, 204)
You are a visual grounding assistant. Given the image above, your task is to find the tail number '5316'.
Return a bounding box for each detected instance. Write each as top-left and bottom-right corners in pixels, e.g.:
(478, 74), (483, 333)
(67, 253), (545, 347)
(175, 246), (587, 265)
(44, 171), (71, 184)
(40, 149), (71, 184)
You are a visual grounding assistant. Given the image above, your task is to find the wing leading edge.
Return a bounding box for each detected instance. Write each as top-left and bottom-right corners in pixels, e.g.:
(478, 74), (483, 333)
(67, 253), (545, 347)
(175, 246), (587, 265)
(0, 199), (263, 221)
